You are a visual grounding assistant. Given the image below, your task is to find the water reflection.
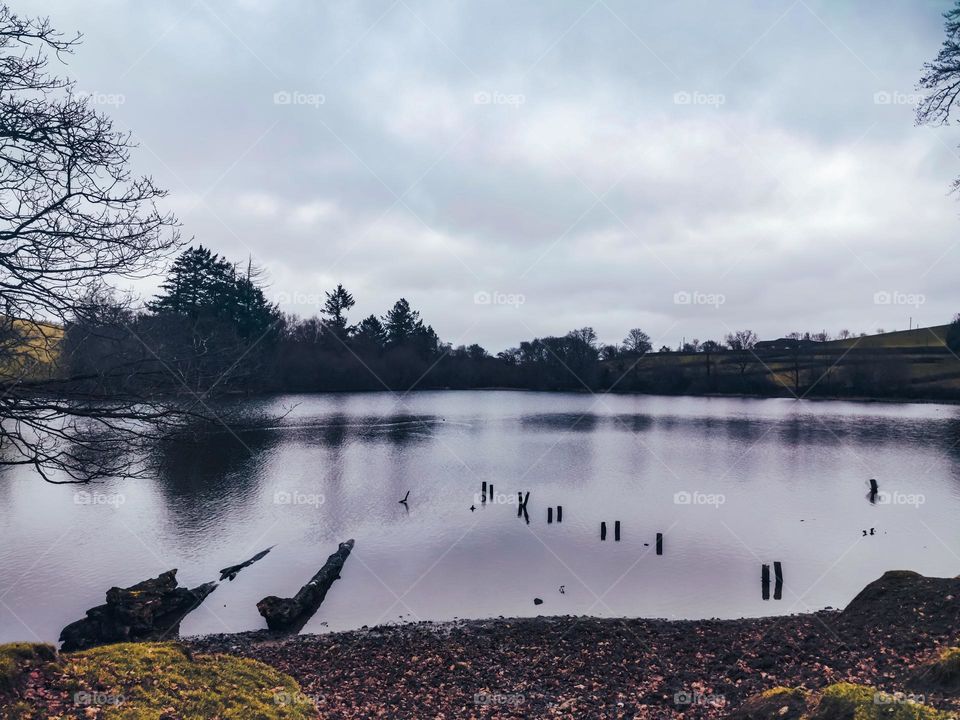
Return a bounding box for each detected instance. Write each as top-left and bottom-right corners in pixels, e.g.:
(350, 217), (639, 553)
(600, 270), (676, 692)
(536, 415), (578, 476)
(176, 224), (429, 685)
(2, 392), (960, 644)
(152, 427), (277, 547)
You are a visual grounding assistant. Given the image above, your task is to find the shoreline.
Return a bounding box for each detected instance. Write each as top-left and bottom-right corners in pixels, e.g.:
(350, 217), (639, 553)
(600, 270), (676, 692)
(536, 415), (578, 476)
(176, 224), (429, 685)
(244, 385), (960, 406)
(184, 571), (960, 718)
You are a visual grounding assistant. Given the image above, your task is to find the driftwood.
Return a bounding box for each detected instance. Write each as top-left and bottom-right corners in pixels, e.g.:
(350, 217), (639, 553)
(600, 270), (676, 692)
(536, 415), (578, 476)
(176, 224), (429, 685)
(59, 569), (217, 651)
(219, 545), (274, 581)
(257, 539), (354, 632)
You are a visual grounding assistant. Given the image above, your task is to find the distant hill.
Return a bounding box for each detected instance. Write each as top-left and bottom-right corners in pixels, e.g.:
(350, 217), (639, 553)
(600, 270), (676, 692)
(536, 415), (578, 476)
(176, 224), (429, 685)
(601, 324), (960, 400)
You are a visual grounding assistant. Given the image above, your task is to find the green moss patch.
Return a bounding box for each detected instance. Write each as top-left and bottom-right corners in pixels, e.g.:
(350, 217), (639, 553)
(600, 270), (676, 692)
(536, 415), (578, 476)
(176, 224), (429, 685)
(1, 641), (316, 719)
(730, 685), (808, 719)
(808, 682), (948, 720)
(734, 683), (951, 720)
(0, 643), (56, 692)
(910, 647), (960, 692)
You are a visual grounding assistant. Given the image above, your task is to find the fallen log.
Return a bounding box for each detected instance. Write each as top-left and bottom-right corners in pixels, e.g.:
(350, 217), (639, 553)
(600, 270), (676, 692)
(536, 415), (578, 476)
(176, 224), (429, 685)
(257, 539), (354, 632)
(219, 545), (274, 581)
(59, 569), (217, 651)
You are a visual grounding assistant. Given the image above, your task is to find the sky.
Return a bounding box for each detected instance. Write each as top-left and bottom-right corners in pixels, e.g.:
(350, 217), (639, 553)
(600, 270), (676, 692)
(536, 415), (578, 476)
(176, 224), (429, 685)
(37, 0), (960, 352)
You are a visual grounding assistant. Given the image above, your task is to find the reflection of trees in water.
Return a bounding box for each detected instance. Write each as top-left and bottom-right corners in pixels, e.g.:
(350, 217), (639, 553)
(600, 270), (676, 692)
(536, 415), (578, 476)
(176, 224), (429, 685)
(520, 413), (599, 432)
(150, 426), (277, 545)
(942, 418), (960, 480)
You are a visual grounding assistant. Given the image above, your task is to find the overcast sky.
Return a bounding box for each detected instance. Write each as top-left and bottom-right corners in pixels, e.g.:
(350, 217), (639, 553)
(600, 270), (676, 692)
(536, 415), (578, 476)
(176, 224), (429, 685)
(39, 0), (960, 351)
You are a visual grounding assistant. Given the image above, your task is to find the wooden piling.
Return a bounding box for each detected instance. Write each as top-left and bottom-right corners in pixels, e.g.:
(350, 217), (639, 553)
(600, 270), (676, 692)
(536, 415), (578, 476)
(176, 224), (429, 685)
(481, 481), (487, 502)
(547, 507), (553, 524)
(761, 563), (771, 601)
(614, 521), (621, 541)
(655, 532), (663, 555)
(774, 561), (783, 600)
(601, 522), (607, 541)
(556, 506), (562, 522)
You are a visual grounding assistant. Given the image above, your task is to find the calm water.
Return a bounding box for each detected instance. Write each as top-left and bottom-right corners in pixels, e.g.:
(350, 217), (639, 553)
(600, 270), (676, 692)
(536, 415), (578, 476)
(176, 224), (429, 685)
(1, 391), (959, 644)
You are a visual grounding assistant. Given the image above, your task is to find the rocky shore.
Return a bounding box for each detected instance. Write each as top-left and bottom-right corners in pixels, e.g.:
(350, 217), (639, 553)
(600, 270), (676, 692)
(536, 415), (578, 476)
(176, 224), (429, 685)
(185, 570), (960, 719)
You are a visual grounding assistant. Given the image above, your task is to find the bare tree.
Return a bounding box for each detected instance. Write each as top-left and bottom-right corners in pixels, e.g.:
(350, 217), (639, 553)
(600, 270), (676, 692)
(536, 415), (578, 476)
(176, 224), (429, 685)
(724, 329), (758, 377)
(622, 328), (652, 355)
(0, 7), (186, 482)
(917, 2), (960, 189)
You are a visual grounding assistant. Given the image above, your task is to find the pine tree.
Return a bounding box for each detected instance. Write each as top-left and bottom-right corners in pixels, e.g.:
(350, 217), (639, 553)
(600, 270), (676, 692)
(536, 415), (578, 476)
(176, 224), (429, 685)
(321, 284), (355, 347)
(354, 314), (387, 351)
(383, 298), (422, 347)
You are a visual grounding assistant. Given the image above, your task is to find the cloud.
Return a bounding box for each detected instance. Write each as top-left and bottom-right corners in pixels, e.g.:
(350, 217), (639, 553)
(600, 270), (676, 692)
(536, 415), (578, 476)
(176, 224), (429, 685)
(41, 0), (960, 350)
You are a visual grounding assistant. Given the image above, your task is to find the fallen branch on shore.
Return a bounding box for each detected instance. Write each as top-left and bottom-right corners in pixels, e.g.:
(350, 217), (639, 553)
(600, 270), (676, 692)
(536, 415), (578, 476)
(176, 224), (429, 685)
(257, 539), (354, 632)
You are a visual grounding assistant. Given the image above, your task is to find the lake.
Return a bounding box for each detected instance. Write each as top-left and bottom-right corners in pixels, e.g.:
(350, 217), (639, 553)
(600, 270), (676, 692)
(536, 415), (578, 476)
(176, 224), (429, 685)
(1, 391), (958, 644)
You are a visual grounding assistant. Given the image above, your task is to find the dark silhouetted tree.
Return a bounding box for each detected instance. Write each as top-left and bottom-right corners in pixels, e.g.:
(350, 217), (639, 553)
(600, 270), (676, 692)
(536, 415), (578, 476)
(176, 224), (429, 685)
(0, 7), (185, 481)
(322, 283), (355, 348)
(623, 328), (652, 355)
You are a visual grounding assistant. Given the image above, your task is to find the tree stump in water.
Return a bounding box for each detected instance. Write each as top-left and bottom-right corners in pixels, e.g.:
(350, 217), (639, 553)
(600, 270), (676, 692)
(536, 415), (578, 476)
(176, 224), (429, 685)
(257, 539), (354, 632)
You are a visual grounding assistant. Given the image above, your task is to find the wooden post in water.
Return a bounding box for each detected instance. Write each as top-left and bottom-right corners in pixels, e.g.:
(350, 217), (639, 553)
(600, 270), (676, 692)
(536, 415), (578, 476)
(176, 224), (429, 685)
(773, 561), (783, 600)
(614, 521), (621, 541)
(656, 532), (663, 555)
(761, 563), (771, 601)
(601, 522), (607, 541)
(481, 481), (487, 503)
(547, 507), (553, 524)
(489, 483), (493, 501)
(556, 506), (562, 522)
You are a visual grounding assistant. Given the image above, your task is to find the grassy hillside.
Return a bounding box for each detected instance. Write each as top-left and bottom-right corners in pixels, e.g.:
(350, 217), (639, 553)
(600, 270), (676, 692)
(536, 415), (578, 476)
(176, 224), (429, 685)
(603, 325), (960, 399)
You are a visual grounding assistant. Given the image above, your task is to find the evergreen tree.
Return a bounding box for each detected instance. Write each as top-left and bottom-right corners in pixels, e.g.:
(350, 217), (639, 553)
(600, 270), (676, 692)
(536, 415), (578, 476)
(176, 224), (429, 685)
(321, 283), (355, 347)
(354, 314), (387, 351)
(149, 246), (234, 318)
(150, 246), (279, 339)
(383, 298), (422, 347)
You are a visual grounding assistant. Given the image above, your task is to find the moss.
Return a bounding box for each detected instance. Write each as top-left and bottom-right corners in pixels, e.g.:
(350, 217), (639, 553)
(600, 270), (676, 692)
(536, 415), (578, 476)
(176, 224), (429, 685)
(911, 647), (960, 691)
(61, 642), (317, 719)
(809, 682), (948, 720)
(731, 685), (808, 719)
(0, 643), (56, 692)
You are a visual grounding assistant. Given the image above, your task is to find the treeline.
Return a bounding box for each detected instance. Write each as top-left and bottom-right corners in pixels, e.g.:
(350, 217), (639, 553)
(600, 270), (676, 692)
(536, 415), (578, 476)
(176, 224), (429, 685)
(63, 246), (960, 399)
